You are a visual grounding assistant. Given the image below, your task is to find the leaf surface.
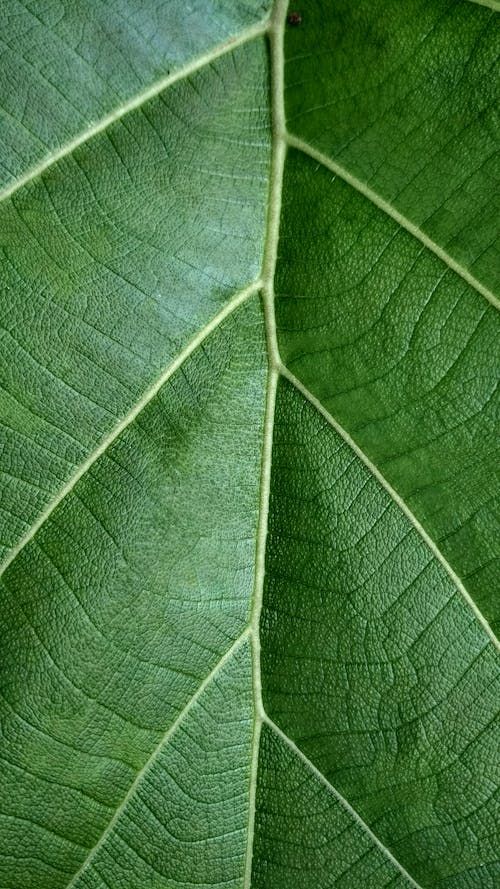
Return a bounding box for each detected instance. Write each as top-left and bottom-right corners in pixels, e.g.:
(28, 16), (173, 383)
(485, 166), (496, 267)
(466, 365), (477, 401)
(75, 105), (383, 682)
(0, 1), (498, 887)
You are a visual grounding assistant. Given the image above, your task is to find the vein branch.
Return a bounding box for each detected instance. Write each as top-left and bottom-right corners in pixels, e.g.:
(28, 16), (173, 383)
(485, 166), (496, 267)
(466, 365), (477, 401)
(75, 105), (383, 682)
(263, 715), (424, 889)
(286, 133), (499, 310)
(0, 20), (270, 205)
(279, 362), (499, 651)
(0, 280), (261, 579)
(467, 0), (500, 10)
(65, 629), (251, 889)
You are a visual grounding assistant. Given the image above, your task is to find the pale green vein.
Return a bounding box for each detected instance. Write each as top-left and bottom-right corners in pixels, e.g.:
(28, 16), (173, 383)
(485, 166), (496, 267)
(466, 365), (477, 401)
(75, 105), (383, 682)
(286, 133), (500, 311)
(263, 715), (423, 889)
(279, 362), (500, 651)
(0, 280), (261, 579)
(467, 0), (500, 11)
(0, 19), (270, 206)
(65, 629), (251, 889)
(243, 2), (288, 883)
(243, 367), (277, 889)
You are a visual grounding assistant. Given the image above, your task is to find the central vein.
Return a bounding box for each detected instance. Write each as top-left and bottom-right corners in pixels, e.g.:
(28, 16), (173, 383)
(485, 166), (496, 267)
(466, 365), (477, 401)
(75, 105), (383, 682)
(243, 0), (289, 884)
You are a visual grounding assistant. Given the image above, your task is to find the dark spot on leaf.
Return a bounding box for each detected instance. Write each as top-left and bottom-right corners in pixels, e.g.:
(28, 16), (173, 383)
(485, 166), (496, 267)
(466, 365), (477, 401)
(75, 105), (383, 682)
(287, 11), (302, 27)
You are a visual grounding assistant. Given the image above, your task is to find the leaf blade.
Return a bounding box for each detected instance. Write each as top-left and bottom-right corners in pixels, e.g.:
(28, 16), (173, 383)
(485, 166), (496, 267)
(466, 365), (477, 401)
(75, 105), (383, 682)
(0, 0), (271, 190)
(0, 1), (499, 886)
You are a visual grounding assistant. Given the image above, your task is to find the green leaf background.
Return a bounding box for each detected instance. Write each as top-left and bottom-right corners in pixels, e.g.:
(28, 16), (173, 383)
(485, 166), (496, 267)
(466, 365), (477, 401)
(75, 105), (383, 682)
(0, 1), (498, 886)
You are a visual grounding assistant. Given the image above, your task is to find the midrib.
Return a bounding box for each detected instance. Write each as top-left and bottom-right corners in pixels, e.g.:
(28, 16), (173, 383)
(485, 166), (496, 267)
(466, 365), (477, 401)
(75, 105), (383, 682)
(242, 0), (287, 881)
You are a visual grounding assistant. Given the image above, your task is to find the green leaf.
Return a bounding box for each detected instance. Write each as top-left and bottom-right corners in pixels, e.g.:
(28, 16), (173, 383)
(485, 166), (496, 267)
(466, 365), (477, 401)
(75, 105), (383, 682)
(0, 1), (498, 887)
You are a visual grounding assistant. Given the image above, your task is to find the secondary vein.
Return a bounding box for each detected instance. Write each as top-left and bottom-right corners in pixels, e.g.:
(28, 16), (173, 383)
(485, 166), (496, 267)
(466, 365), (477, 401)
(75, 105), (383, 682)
(279, 362), (500, 651)
(65, 630), (251, 889)
(286, 133), (499, 311)
(0, 280), (261, 579)
(0, 20), (270, 206)
(263, 716), (424, 889)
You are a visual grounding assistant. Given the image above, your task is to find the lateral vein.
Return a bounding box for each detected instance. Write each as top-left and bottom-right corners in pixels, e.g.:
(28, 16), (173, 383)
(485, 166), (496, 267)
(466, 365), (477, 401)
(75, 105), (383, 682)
(264, 715), (424, 889)
(467, 0), (500, 10)
(280, 363), (499, 651)
(0, 280), (261, 579)
(65, 629), (251, 889)
(0, 20), (270, 206)
(286, 133), (499, 311)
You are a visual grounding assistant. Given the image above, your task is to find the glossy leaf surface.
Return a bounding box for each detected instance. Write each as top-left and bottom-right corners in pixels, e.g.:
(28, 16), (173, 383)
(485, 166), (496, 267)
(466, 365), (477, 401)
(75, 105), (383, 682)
(0, 1), (498, 887)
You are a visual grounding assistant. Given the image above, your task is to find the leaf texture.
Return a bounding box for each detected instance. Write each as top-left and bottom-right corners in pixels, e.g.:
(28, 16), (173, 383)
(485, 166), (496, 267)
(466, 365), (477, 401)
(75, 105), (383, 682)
(0, 1), (498, 887)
